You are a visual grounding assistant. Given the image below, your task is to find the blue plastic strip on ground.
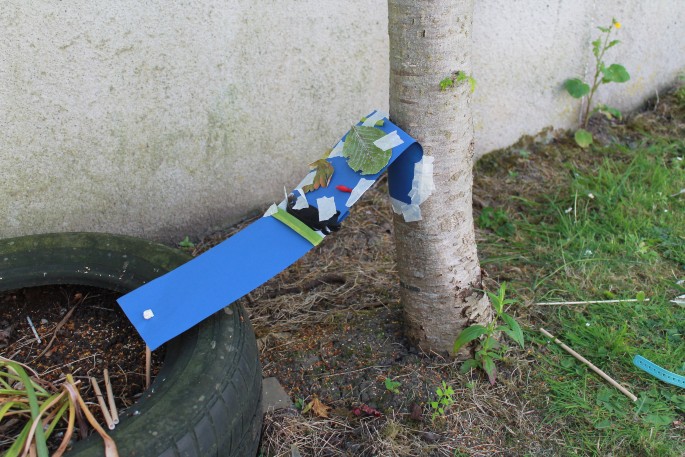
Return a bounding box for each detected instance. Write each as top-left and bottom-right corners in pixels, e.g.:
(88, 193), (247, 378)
(118, 112), (423, 350)
(633, 355), (685, 389)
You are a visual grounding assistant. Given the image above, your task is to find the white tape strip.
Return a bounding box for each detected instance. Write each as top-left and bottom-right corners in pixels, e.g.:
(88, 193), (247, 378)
(316, 196), (337, 221)
(402, 204), (422, 222)
(328, 140), (344, 158)
(345, 178), (375, 207)
(388, 197), (422, 222)
(373, 130), (403, 151)
(408, 156), (435, 206)
(263, 203), (278, 217)
(292, 188), (309, 210)
(389, 156), (435, 222)
(296, 171), (316, 190)
(389, 197), (405, 215)
(362, 110), (388, 127)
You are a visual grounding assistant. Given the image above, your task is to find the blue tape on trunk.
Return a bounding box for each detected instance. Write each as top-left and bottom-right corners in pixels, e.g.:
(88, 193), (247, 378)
(118, 111), (424, 349)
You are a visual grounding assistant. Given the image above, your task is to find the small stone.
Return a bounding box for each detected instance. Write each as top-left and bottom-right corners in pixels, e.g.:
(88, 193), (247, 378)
(143, 309), (154, 320)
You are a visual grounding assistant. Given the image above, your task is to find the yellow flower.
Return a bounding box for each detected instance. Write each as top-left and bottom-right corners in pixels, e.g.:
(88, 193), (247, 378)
(613, 21), (621, 29)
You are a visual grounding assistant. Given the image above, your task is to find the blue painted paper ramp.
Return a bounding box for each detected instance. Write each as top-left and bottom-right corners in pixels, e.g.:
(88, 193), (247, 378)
(118, 112), (424, 350)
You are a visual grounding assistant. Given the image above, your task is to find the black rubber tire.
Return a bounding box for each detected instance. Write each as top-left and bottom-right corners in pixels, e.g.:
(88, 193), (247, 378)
(0, 232), (262, 457)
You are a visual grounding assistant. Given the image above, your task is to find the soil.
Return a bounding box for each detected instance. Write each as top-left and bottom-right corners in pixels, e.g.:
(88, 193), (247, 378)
(0, 285), (163, 451)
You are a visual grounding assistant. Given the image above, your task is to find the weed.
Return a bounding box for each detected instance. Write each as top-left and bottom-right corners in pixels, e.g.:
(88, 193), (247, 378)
(178, 236), (195, 249)
(383, 377), (401, 394)
(478, 207), (515, 238)
(440, 71), (476, 93)
(453, 283), (524, 384)
(564, 18), (630, 147)
(429, 381), (456, 421)
(293, 397), (305, 410)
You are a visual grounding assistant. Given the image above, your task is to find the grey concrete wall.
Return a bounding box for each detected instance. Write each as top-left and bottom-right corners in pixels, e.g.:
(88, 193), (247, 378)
(2, 1), (684, 241)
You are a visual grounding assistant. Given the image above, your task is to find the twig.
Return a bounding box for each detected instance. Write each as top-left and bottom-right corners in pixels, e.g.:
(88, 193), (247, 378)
(103, 369), (119, 424)
(33, 303), (79, 360)
(539, 328), (637, 401)
(264, 274), (347, 299)
(535, 298), (649, 306)
(26, 316), (41, 344)
(90, 377), (115, 430)
(145, 347), (151, 389)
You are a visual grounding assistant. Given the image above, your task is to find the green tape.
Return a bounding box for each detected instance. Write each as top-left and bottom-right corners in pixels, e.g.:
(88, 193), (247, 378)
(272, 208), (324, 246)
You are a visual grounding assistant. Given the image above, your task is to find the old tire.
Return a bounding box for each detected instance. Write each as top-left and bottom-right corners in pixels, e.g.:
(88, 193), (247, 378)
(0, 232), (262, 457)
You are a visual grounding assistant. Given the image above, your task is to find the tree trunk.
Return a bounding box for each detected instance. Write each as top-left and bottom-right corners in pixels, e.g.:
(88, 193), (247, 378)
(388, 0), (492, 355)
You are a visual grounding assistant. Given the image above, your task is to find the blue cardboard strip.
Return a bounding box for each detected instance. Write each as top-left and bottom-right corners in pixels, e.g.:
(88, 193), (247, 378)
(118, 111), (423, 350)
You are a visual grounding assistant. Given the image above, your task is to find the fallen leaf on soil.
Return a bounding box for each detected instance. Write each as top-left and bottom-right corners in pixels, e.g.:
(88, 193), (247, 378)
(353, 404), (382, 417)
(303, 397), (330, 418)
(409, 402), (423, 422)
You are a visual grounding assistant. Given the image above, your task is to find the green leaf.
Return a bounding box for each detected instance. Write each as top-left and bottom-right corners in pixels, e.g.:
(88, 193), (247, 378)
(644, 413), (675, 426)
(592, 39), (602, 57)
(636, 291), (646, 302)
(342, 125), (391, 175)
(601, 64), (630, 83)
(596, 104), (623, 120)
(302, 158), (335, 193)
(500, 313), (525, 348)
(606, 39), (621, 49)
(453, 324), (488, 353)
(574, 129), (593, 148)
(564, 78), (590, 98)
(12, 362), (49, 457)
(481, 355), (497, 385)
(597, 26), (611, 33)
(460, 358), (479, 373)
(594, 419), (613, 429)
(178, 236), (194, 248)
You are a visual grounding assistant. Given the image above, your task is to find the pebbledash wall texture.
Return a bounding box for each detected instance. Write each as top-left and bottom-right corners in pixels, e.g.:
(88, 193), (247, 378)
(2, 1), (684, 241)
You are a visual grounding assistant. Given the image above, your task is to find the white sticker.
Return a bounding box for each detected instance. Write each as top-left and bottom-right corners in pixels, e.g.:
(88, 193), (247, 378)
(345, 178), (375, 207)
(362, 110), (388, 127)
(316, 196), (337, 221)
(143, 309), (155, 320)
(328, 140), (344, 158)
(373, 130), (403, 151)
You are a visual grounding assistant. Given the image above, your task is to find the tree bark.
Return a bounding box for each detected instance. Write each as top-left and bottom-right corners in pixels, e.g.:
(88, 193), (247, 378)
(388, 0), (491, 355)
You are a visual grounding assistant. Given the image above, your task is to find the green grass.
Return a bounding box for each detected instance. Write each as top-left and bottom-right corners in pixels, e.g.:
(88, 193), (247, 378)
(480, 132), (685, 455)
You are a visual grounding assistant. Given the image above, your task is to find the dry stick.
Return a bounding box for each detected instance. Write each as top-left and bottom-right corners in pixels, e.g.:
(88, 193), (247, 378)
(540, 328), (637, 402)
(90, 377), (116, 430)
(535, 298), (649, 306)
(145, 346), (151, 389)
(34, 302), (79, 360)
(103, 369), (119, 424)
